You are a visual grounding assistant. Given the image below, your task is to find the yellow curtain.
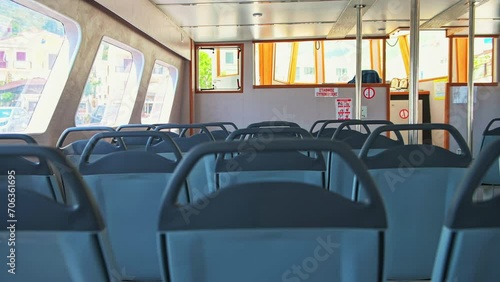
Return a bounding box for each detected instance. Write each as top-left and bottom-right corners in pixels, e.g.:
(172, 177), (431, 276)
(370, 40), (383, 79)
(258, 43), (274, 85)
(288, 42), (299, 84)
(455, 38), (469, 83)
(399, 35), (410, 78)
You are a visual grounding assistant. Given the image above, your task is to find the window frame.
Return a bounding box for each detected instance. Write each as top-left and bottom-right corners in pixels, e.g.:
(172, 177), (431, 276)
(254, 37), (386, 88)
(74, 36), (144, 127)
(2, 0), (82, 134)
(195, 43), (244, 94)
(141, 59), (178, 124)
(449, 35), (497, 84)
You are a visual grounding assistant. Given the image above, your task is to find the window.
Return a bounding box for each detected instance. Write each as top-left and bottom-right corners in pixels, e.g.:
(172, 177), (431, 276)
(474, 38), (494, 82)
(196, 44), (243, 93)
(255, 39), (383, 85)
(294, 41), (316, 83)
(16, 51), (26, 61)
(0, 51), (6, 68)
(0, 0), (80, 133)
(141, 61), (178, 124)
(217, 49), (238, 76)
(323, 40), (371, 83)
(273, 42), (293, 83)
(452, 36), (496, 83)
(385, 37), (407, 81)
(418, 30), (448, 80)
(75, 37), (144, 126)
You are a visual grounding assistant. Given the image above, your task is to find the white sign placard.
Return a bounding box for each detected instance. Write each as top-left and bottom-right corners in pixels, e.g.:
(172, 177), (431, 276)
(336, 98), (352, 120)
(315, 87), (339, 97)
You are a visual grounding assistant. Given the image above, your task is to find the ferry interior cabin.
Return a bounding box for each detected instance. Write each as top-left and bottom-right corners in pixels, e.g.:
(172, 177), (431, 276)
(0, 0), (499, 281)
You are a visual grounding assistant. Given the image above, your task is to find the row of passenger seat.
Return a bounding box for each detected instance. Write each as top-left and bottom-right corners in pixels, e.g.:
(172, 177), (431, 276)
(0, 118), (499, 282)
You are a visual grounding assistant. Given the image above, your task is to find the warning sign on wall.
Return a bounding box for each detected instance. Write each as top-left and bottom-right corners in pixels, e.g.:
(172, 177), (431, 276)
(315, 87), (339, 97)
(336, 98), (352, 120)
(399, 109), (409, 119)
(363, 87), (376, 99)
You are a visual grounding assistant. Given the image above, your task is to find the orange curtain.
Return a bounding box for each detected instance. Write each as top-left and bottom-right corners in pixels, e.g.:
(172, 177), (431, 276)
(370, 40), (383, 79)
(258, 43), (274, 85)
(455, 38), (469, 83)
(399, 35), (410, 78)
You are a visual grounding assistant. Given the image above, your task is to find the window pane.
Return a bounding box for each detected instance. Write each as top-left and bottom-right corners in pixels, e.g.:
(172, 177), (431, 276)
(324, 40), (371, 83)
(419, 31), (448, 79)
(76, 39), (140, 126)
(218, 49), (238, 76)
(142, 61), (178, 124)
(294, 41), (316, 83)
(274, 42), (292, 82)
(474, 37), (493, 82)
(198, 49), (214, 89)
(0, 0), (66, 133)
(385, 38), (407, 81)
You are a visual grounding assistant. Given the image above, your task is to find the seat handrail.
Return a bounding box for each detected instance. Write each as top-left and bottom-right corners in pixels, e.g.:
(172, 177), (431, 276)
(79, 131), (182, 167)
(199, 122), (238, 133)
(316, 119), (362, 138)
(56, 126), (115, 149)
(309, 119), (333, 134)
(359, 123), (471, 160)
(159, 140), (386, 230)
(155, 124), (215, 141)
(332, 120), (404, 142)
(446, 138), (500, 229)
(483, 118), (500, 135)
(226, 127), (313, 141)
(0, 145), (104, 231)
(116, 124), (156, 131)
(0, 133), (37, 144)
(247, 120), (300, 129)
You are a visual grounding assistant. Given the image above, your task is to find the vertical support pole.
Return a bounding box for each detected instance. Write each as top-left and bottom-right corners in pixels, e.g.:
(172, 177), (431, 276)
(408, 0), (420, 144)
(355, 4), (365, 121)
(467, 1), (476, 153)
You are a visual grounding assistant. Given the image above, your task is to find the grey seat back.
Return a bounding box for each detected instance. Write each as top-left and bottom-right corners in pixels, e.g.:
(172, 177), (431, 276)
(227, 127), (313, 141)
(326, 120), (403, 199)
(479, 118), (500, 185)
(155, 124), (217, 201)
(219, 128), (323, 189)
(432, 139), (500, 282)
(311, 119), (358, 139)
(0, 134), (64, 202)
(0, 146), (114, 282)
(56, 126), (119, 165)
(358, 123), (472, 280)
(188, 122), (238, 141)
(247, 120), (300, 129)
(158, 140), (387, 282)
(79, 131), (183, 281)
(116, 123), (156, 149)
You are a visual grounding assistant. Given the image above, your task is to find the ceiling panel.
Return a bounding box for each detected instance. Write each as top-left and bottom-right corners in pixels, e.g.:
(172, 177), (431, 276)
(364, 0), (462, 21)
(153, 0), (338, 3)
(155, 1), (348, 27)
(458, 0), (500, 19)
(186, 23), (335, 42)
(446, 19), (500, 35)
(151, 0), (500, 41)
(346, 20), (418, 37)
